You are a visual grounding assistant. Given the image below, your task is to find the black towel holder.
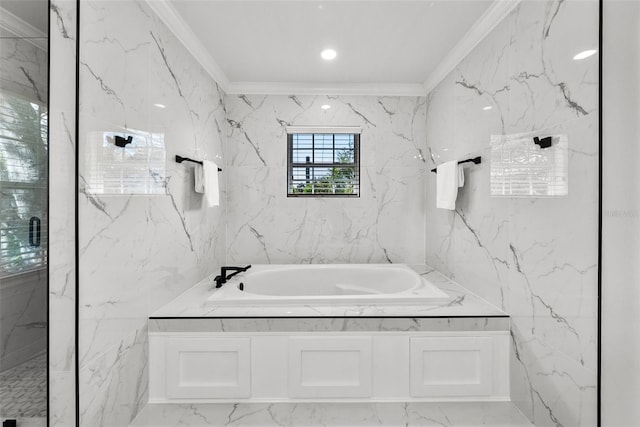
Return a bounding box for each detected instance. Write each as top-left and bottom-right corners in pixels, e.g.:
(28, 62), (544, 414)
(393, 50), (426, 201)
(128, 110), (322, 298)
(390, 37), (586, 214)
(431, 156), (482, 173)
(175, 155), (222, 172)
(533, 136), (553, 149)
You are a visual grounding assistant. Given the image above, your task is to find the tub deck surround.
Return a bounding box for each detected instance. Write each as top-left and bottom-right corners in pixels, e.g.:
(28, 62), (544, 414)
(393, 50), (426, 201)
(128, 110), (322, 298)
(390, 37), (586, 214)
(149, 317), (509, 334)
(151, 265), (507, 319)
(130, 402), (533, 426)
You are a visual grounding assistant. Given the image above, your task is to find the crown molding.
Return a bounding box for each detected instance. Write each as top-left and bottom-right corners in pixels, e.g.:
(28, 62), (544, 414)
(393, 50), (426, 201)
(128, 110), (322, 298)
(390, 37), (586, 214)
(146, 0), (517, 97)
(144, 0), (230, 91)
(0, 7), (48, 52)
(227, 81), (427, 96)
(423, 0), (521, 94)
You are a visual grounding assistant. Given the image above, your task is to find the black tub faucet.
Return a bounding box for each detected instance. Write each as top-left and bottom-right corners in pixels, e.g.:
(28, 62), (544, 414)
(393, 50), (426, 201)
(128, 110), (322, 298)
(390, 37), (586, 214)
(214, 265), (251, 288)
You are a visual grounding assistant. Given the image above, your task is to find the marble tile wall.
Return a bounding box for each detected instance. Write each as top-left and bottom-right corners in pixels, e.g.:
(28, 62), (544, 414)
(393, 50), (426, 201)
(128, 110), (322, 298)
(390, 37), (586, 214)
(225, 95), (427, 265)
(0, 35), (48, 104)
(49, 0), (78, 424)
(0, 271), (47, 372)
(77, 0), (226, 424)
(424, 1), (599, 426)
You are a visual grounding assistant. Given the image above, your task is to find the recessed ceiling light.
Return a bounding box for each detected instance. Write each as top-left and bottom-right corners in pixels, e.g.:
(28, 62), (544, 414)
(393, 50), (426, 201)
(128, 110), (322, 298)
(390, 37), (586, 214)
(482, 105), (493, 111)
(573, 49), (597, 60)
(321, 49), (337, 60)
(153, 103), (166, 109)
(321, 104), (331, 110)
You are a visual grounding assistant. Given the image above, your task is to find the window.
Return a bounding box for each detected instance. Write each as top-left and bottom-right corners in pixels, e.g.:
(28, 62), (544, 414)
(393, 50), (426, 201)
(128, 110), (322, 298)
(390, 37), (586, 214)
(287, 126), (360, 197)
(0, 92), (48, 277)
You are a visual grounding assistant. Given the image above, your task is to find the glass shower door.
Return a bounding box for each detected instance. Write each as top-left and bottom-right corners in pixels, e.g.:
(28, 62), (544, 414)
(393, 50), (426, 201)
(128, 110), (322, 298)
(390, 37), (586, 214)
(0, 0), (49, 424)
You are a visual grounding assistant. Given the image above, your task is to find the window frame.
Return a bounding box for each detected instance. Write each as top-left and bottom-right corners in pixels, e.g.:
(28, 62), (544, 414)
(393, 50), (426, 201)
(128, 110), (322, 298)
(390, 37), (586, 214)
(286, 130), (361, 198)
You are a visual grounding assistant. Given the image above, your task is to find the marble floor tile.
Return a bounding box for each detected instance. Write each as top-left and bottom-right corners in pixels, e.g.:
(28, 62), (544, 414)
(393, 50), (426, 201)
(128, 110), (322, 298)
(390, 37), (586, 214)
(0, 352), (47, 419)
(130, 402), (532, 426)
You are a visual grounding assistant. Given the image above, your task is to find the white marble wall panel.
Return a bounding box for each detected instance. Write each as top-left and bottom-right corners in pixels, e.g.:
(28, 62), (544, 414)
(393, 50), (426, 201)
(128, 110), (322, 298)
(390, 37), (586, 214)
(424, 1), (599, 426)
(0, 37), (48, 103)
(49, 0), (78, 425)
(0, 271), (47, 371)
(78, 0), (226, 424)
(225, 95), (427, 265)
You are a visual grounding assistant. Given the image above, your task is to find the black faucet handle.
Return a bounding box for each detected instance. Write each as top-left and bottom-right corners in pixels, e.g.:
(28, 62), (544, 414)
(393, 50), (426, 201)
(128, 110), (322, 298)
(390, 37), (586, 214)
(214, 274), (224, 288)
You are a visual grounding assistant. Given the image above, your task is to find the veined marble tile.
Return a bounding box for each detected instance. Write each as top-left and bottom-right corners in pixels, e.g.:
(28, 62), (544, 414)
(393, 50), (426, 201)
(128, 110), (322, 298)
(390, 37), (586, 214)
(510, 321), (597, 427)
(225, 94), (427, 266)
(149, 316), (509, 334)
(0, 37), (48, 103)
(78, 0), (227, 425)
(130, 402), (533, 426)
(506, 0), (598, 132)
(49, 371), (75, 427)
(0, 271), (47, 371)
(79, 324), (148, 427)
(424, 1), (599, 426)
(49, 0), (78, 425)
(225, 94), (427, 170)
(374, 167), (426, 264)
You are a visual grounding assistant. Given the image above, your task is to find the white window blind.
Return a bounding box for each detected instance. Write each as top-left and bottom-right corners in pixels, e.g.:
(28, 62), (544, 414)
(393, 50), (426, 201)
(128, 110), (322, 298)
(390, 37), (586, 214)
(0, 92), (48, 277)
(490, 133), (568, 198)
(84, 130), (166, 195)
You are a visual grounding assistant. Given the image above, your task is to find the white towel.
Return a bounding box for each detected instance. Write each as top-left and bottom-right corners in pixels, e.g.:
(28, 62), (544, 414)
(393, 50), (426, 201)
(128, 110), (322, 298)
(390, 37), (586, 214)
(194, 164), (205, 193)
(436, 161), (464, 210)
(202, 160), (219, 207)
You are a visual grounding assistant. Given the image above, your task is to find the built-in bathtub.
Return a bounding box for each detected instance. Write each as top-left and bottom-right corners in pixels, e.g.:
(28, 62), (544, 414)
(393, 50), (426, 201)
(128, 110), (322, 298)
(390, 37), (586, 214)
(207, 264), (450, 306)
(149, 265), (511, 404)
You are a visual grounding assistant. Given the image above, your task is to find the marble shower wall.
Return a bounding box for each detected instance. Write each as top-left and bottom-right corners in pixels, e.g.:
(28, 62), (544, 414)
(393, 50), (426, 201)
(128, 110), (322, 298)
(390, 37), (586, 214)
(78, 0), (226, 425)
(424, 1), (599, 426)
(225, 95), (427, 265)
(49, 0), (78, 424)
(0, 36), (48, 104)
(0, 272), (46, 372)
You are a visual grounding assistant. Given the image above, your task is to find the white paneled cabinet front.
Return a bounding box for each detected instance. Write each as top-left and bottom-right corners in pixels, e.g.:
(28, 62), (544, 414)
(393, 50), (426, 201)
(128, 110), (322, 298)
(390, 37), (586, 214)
(165, 337), (251, 399)
(288, 336), (372, 398)
(149, 332), (509, 403)
(410, 337), (493, 397)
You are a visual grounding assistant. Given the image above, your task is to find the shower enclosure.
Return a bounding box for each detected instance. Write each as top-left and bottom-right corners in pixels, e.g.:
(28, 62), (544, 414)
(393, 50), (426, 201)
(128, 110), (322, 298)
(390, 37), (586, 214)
(0, 0), (49, 424)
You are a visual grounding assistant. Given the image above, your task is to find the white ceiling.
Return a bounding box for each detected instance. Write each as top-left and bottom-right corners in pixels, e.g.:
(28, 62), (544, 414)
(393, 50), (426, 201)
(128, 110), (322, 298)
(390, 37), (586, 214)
(167, 0), (501, 94)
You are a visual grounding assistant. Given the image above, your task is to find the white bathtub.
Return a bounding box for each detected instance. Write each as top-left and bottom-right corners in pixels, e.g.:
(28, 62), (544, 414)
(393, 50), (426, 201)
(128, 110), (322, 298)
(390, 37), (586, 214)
(206, 264), (450, 306)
